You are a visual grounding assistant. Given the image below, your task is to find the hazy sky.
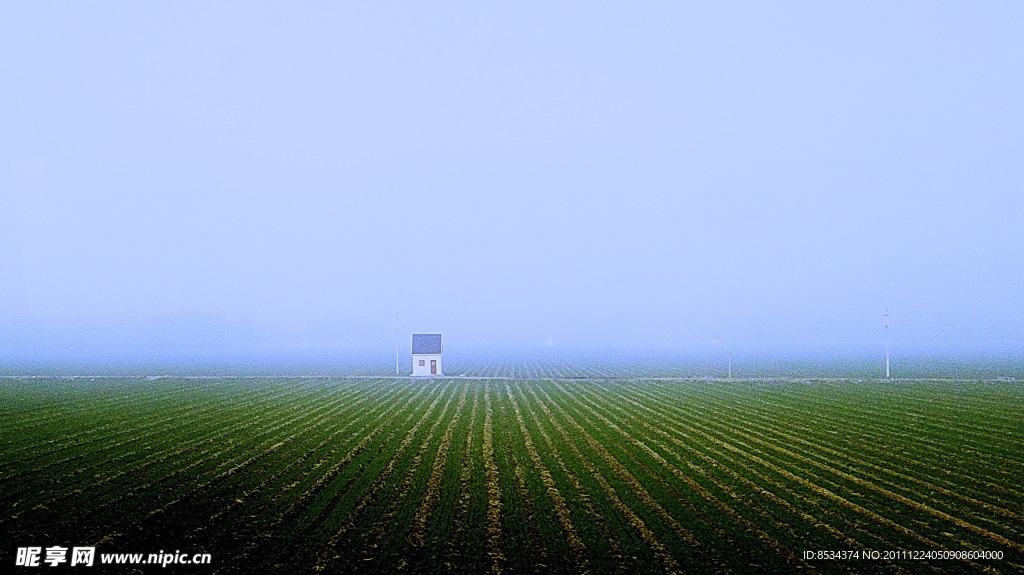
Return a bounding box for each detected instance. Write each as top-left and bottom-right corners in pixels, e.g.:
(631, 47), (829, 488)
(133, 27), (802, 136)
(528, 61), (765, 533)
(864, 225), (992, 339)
(2, 3), (1022, 361)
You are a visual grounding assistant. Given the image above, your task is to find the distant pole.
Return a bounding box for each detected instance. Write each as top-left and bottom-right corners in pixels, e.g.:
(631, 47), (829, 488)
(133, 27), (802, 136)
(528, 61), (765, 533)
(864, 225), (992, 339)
(884, 309), (890, 378)
(728, 353), (732, 379)
(395, 311), (400, 375)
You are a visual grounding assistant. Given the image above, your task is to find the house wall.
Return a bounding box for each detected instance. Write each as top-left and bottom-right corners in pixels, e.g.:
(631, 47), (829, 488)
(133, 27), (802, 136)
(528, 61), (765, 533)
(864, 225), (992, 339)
(412, 354), (442, 376)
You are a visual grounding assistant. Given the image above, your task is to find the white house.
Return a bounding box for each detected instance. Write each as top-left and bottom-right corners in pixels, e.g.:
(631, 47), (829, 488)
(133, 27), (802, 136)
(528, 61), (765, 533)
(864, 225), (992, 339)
(411, 333), (442, 376)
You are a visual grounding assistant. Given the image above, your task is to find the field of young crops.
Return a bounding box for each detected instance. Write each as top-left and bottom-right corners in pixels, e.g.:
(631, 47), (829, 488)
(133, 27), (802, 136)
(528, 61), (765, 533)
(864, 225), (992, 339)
(2, 363), (1022, 573)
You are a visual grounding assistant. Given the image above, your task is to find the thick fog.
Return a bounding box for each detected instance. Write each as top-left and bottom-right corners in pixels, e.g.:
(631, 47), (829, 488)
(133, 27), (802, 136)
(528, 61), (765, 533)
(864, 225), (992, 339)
(2, 3), (1022, 366)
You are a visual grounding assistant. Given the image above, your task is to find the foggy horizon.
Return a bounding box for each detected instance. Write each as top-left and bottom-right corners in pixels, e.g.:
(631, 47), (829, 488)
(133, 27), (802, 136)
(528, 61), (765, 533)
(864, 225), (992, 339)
(3, 4), (1022, 368)
(3, 308), (1020, 369)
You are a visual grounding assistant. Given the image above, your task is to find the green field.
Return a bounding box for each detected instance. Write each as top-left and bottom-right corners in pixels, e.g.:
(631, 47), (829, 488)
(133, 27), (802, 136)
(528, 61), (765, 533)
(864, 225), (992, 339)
(2, 365), (1022, 573)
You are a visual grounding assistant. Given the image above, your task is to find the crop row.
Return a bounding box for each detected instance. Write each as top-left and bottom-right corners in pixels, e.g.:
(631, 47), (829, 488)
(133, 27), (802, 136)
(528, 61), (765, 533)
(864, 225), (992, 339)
(2, 376), (1021, 574)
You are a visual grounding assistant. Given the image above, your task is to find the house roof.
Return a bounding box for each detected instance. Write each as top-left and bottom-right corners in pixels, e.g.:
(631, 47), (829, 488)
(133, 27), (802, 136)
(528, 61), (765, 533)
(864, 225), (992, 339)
(412, 333), (442, 354)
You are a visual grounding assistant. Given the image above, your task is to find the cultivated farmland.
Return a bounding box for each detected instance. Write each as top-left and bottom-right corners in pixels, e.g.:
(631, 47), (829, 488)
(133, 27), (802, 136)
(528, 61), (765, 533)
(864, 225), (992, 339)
(1, 364), (1022, 573)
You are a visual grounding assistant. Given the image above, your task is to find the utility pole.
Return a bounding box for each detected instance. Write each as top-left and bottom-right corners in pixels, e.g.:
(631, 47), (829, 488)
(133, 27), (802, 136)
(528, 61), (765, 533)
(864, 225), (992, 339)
(884, 309), (890, 379)
(395, 311), (400, 375)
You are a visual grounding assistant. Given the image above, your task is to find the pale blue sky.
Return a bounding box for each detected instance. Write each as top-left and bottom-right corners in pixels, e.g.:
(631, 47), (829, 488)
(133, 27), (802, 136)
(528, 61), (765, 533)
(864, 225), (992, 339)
(2, 3), (1022, 362)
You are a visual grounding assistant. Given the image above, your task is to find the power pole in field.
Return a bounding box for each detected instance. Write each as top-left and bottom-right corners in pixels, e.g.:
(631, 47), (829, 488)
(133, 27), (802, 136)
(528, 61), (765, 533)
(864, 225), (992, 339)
(884, 309), (890, 379)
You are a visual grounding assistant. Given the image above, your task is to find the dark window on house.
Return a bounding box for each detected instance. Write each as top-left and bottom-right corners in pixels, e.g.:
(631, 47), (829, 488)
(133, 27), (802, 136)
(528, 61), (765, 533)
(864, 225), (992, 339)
(419, 360), (425, 366)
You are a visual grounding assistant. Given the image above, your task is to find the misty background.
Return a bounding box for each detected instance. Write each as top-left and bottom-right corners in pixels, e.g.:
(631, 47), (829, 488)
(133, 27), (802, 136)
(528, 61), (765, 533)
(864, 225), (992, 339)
(2, 3), (1022, 370)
